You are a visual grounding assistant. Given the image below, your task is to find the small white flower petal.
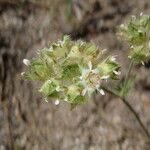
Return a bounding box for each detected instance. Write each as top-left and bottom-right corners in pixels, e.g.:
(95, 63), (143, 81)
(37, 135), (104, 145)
(99, 89), (105, 95)
(54, 100), (60, 105)
(113, 70), (121, 75)
(140, 12), (143, 16)
(141, 61), (144, 65)
(23, 59), (30, 66)
(64, 98), (68, 102)
(102, 49), (107, 53)
(120, 24), (125, 28)
(44, 98), (48, 103)
(82, 88), (87, 96)
(88, 61), (92, 70)
(79, 76), (83, 80)
(101, 75), (110, 80)
(48, 80), (52, 83)
(21, 72), (25, 76)
(56, 86), (60, 92)
(110, 56), (116, 61)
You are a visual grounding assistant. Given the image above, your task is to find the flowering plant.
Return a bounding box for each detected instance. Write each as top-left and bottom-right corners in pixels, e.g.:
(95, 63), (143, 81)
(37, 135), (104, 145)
(23, 36), (120, 105)
(23, 14), (150, 138)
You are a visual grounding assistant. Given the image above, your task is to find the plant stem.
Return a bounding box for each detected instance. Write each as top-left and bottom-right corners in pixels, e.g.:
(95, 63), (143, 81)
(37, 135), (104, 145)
(122, 60), (134, 97)
(102, 86), (150, 139)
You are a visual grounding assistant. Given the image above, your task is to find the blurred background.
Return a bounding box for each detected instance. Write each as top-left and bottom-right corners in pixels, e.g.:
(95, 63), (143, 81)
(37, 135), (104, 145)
(0, 0), (150, 149)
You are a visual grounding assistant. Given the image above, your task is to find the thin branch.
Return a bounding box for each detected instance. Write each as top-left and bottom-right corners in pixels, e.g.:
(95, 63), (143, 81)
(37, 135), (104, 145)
(102, 86), (150, 139)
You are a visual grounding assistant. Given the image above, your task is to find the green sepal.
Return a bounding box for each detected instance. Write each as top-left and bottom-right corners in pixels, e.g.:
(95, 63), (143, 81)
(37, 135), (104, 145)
(62, 64), (81, 79)
(129, 45), (149, 63)
(66, 85), (86, 104)
(39, 79), (59, 97)
(98, 57), (120, 79)
(25, 59), (51, 81)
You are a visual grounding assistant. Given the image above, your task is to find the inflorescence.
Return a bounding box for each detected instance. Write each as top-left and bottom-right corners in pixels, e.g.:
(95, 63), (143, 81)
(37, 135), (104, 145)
(119, 13), (150, 63)
(23, 36), (120, 105)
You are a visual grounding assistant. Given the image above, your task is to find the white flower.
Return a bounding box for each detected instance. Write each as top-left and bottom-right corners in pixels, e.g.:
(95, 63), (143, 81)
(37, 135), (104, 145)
(80, 61), (105, 97)
(23, 59), (30, 66)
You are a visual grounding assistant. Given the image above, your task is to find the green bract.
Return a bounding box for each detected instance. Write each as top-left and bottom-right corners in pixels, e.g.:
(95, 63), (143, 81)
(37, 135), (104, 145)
(119, 14), (150, 63)
(23, 36), (120, 105)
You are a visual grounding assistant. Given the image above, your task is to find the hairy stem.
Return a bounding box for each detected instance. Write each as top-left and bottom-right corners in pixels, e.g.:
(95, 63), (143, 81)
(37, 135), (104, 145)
(102, 86), (150, 138)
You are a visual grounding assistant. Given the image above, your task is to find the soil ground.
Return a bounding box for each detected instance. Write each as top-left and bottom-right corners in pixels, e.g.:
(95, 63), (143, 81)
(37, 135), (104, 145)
(0, 0), (150, 150)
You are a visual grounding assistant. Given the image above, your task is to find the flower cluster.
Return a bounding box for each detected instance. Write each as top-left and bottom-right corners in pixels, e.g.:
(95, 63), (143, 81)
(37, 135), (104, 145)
(23, 36), (120, 105)
(119, 14), (150, 63)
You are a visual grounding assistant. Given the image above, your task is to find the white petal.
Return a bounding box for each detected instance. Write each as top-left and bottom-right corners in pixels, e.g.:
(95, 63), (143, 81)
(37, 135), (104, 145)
(21, 72), (25, 76)
(64, 98), (68, 102)
(54, 100), (60, 105)
(110, 56), (116, 61)
(120, 24), (125, 28)
(102, 49), (107, 54)
(79, 76), (83, 80)
(141, 61), (144, 65)
(113, 70), (121, 75)
(23, 59), (30, 66)
(140, 12), (143, 16)
(44, 98), (48, 103)
(88, 61), (92, 70)
(99, 89), (105, 95)
(48, 80), (52, 83)
(101, 75), (110, 80)
(56, 86), (60, 92)
(82, 88), (87, 96)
